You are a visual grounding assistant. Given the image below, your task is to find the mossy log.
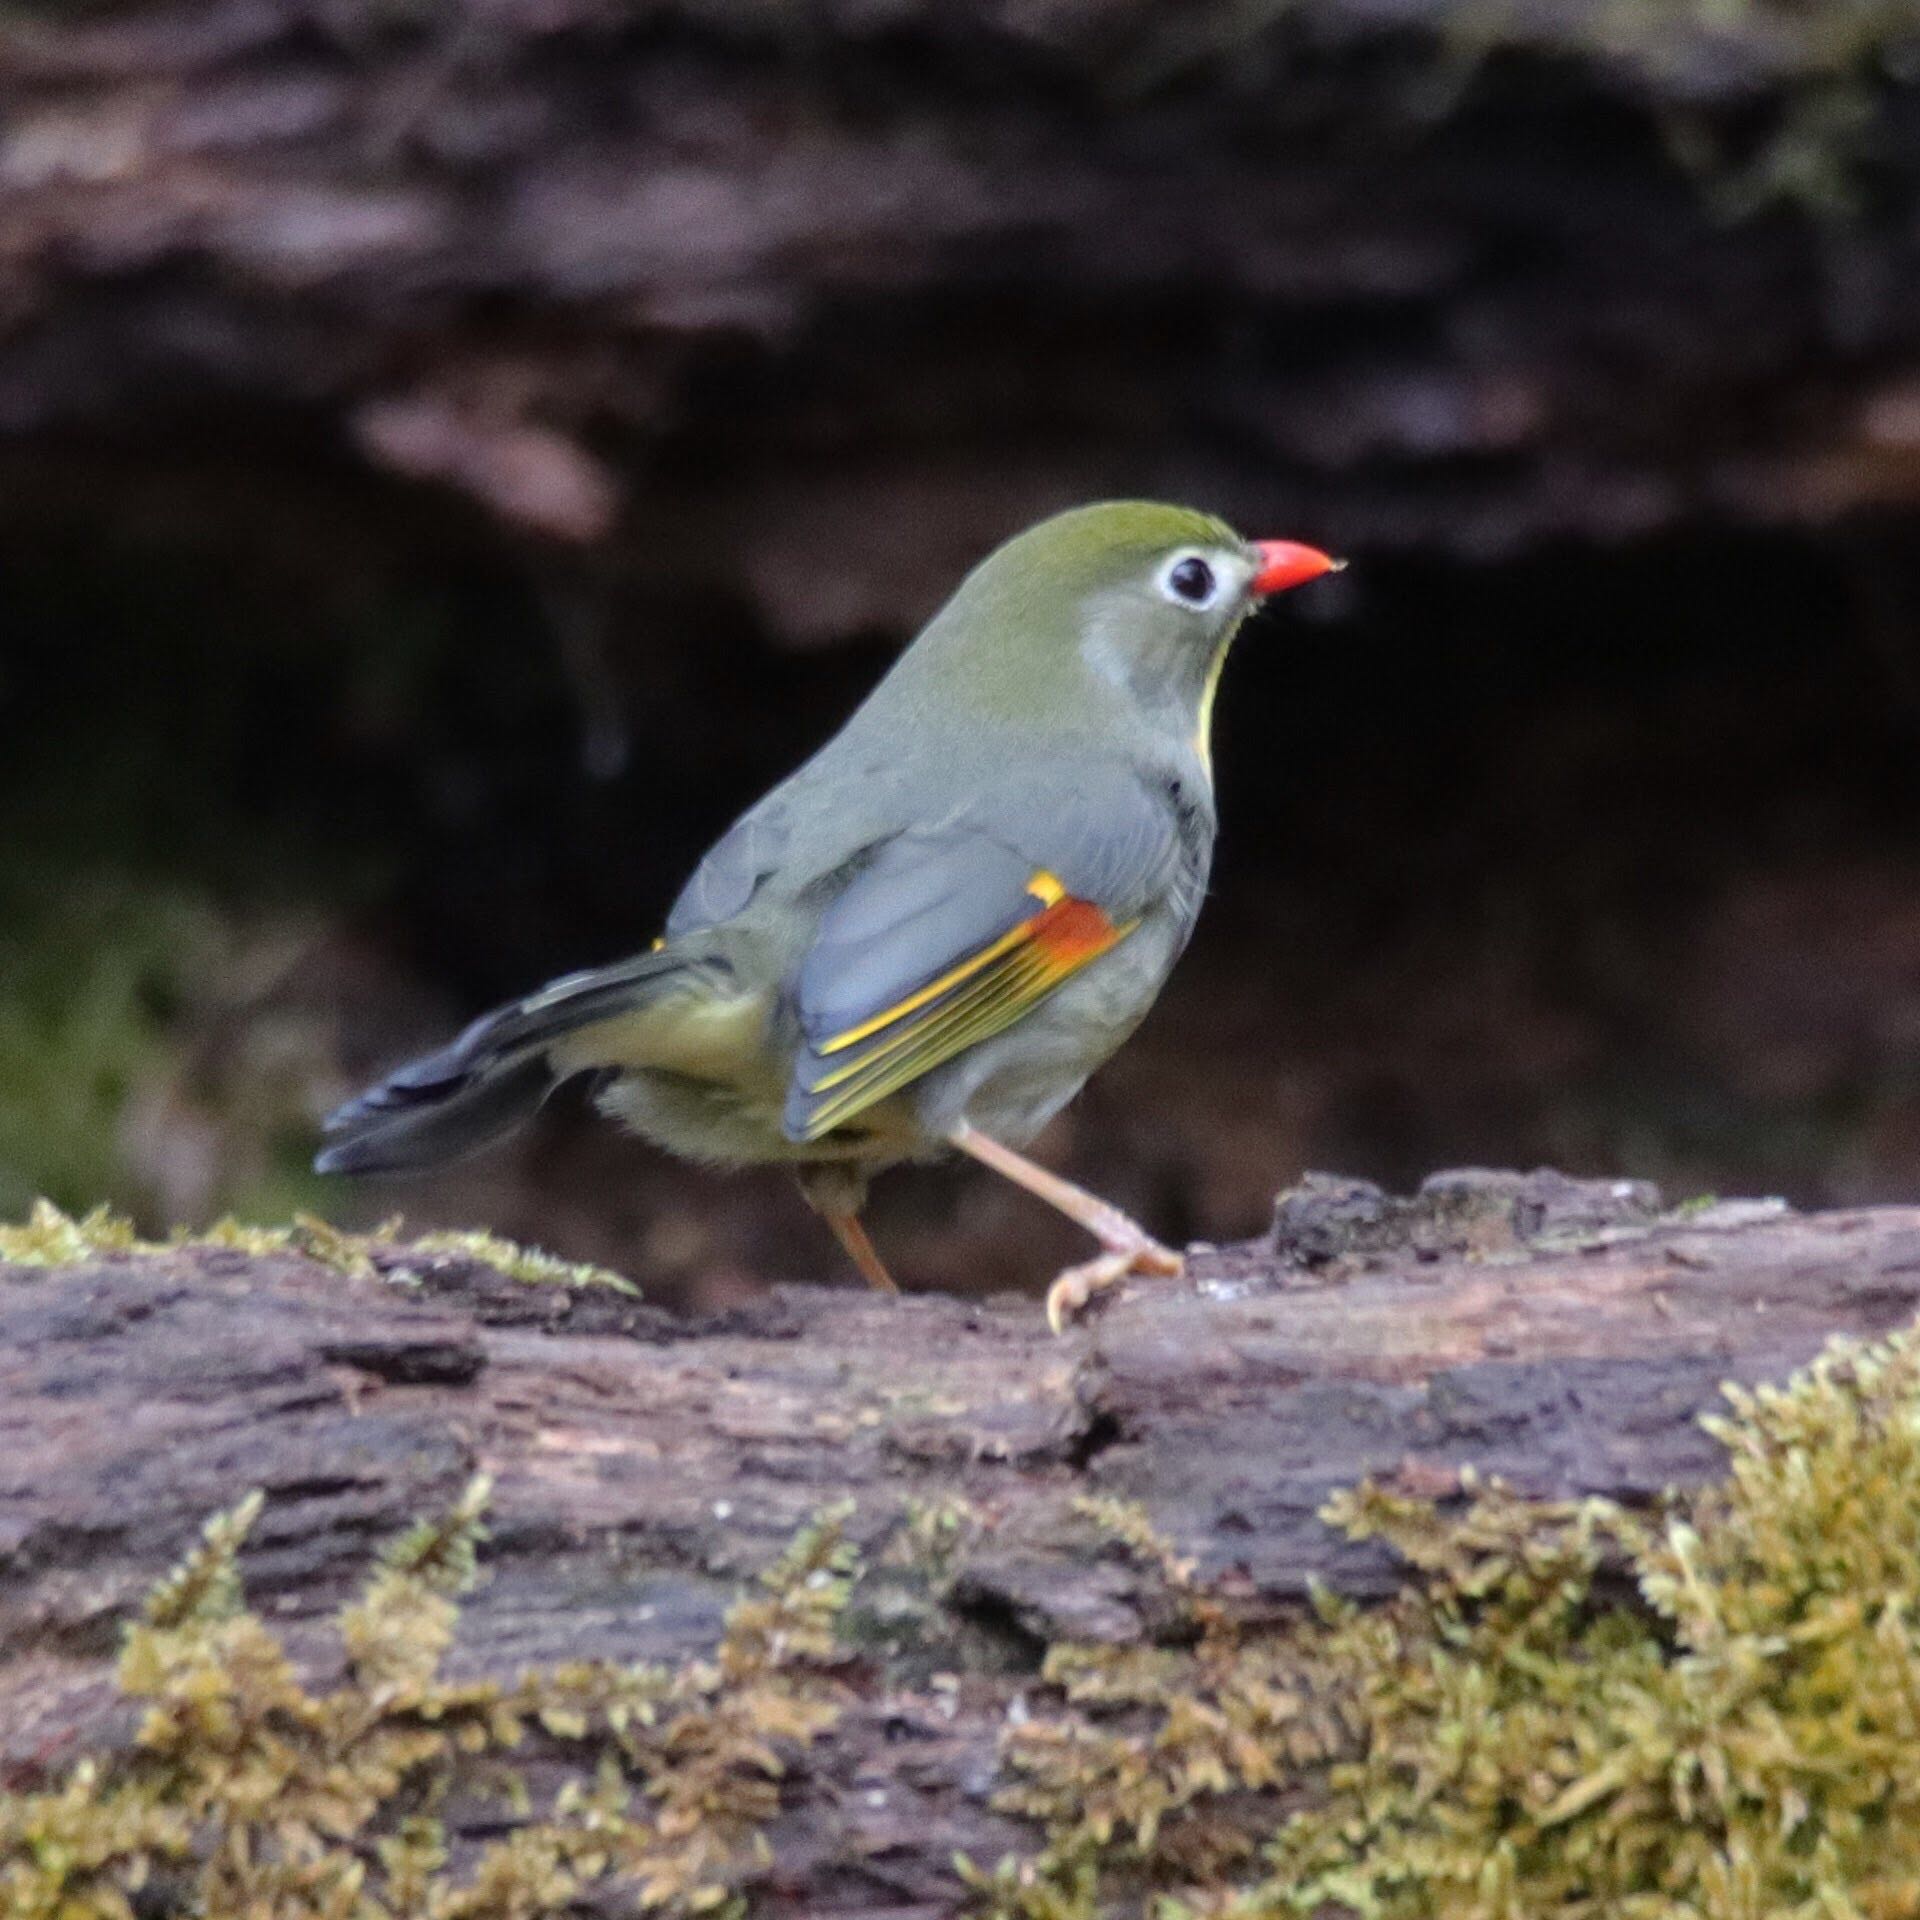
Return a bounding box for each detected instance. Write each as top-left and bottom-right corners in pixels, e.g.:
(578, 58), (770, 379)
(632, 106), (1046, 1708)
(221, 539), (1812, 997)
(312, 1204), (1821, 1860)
(7, 1168), (1920, 1912)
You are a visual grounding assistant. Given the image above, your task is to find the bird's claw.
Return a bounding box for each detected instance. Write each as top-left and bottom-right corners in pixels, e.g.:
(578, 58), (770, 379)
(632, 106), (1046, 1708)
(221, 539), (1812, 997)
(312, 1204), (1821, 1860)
(1045, 1236), (1184, 1334)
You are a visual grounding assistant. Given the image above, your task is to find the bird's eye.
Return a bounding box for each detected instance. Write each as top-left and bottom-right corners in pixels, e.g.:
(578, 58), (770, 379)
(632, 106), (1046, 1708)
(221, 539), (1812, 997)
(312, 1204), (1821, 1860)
(1161, 555), (1218, 608)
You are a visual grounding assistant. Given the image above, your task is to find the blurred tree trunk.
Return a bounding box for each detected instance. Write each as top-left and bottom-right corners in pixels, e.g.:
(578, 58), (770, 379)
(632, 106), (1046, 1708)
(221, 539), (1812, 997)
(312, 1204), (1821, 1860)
(4, 0), (1920, 627)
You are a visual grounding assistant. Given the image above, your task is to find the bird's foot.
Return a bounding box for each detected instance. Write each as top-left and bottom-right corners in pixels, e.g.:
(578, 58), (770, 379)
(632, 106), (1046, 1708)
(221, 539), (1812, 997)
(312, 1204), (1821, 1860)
(1045, 1234), (1183, 1334)
(942, 1123), (1184, 1333)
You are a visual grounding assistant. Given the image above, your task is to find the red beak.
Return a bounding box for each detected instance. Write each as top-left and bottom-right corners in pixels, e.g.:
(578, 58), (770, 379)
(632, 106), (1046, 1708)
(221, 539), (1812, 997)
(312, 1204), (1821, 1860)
(1251, 540), (1344, 596)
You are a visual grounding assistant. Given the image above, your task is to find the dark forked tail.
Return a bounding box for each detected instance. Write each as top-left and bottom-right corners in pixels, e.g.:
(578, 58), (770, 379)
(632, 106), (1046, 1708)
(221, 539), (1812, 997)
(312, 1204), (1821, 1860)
(315, 947), (695, 1176)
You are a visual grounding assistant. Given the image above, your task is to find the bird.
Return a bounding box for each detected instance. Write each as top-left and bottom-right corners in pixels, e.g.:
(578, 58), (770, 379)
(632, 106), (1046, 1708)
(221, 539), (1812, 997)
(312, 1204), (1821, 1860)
(316, 501), (1341, 1329)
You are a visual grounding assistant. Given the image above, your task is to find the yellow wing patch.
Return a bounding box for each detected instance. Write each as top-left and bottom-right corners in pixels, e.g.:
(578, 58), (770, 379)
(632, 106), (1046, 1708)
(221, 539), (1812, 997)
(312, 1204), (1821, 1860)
(793, 874), (1131, 1141)
(817, 869), (1067, 1057)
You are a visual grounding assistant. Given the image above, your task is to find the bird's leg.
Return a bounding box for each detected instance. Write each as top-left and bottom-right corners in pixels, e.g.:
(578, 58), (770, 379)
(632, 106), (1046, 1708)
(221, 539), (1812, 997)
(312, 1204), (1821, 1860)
(796, 1164), (898, 1293)
(948, 1120), (1182, 1332)
(824, 1208), (899, 1294)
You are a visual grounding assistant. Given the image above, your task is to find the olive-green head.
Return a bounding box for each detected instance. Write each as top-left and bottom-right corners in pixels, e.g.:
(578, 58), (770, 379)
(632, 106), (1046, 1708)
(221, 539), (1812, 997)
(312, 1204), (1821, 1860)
(897, 500), (1341, 753)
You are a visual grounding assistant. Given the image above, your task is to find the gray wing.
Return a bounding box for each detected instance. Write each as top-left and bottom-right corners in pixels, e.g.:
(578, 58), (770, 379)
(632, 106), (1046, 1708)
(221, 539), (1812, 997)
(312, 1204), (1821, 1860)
(664, 751), (919, 938)
(782, 769), (1181, 1142)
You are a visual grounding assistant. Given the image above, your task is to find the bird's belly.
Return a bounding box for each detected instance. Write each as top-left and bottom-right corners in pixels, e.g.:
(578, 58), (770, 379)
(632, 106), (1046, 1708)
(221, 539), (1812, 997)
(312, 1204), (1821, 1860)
(597, 1058), (919, 1169)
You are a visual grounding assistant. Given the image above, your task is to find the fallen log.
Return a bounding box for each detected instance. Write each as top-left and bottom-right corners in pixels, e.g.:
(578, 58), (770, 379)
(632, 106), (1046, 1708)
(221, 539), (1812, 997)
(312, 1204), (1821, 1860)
(4, 1167), (1920, 1912)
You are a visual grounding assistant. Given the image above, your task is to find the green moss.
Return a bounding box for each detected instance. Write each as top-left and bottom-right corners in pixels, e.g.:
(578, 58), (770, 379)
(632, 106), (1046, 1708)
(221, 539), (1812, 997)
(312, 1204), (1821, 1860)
(898, 1495), (987, 1582)
(967, 1323), (1920, 1918)
(0, 1483), (854, 1918)
(0, 1199), (635, 1293)
(0, 1200), (144, 1267)
(403, 1228), (638, 1293)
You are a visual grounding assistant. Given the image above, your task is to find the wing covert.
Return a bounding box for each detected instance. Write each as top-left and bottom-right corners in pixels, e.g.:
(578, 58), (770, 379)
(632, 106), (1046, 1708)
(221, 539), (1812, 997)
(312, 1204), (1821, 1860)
(782, 775), (1178, 1142)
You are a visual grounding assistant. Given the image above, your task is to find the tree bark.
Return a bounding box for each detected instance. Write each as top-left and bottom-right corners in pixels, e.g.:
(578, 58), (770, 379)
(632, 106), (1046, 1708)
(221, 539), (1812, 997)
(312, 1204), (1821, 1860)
(6, 1168), (1920, 1911)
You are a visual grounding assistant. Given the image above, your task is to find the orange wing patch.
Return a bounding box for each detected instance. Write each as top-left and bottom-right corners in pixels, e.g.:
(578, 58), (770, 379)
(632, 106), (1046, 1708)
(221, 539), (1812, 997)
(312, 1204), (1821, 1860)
(791, 872), (1133, 1141)
(1028, 894), (1130, 968)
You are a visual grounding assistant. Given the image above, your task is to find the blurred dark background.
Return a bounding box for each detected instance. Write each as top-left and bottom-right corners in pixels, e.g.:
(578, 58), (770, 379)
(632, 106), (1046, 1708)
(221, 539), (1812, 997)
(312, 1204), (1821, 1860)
(9, 0), (1920, 1306)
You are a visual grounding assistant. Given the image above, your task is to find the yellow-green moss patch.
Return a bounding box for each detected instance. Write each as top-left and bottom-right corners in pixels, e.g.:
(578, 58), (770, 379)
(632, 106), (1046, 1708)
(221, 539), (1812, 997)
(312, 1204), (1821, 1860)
(0, 1483), (854, 1919)
(969, 1323), (1920, 1918)
(0, 1200), (634, 1292)
(402, 1227), (637, 1293)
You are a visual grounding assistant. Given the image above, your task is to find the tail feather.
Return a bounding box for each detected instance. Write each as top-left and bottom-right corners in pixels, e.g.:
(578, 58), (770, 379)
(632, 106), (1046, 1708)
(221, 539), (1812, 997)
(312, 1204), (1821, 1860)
(317, 947), (702, 1177)
(314, 1056), (557, 1175)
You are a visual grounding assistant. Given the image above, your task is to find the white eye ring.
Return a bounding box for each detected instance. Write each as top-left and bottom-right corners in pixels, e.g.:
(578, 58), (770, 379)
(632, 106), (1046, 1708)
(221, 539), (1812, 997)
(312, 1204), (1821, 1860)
(1156, 550), (1227, 612)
